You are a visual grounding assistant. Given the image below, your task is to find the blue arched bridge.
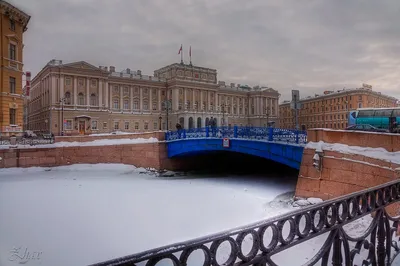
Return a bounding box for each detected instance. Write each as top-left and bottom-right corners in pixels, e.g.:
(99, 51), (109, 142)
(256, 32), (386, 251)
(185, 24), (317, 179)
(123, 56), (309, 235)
(165, 126), (307, 169)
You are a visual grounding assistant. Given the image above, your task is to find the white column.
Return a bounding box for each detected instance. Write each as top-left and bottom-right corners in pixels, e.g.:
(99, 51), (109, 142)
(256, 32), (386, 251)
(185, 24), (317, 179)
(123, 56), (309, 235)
(86, 78), (90, 106)
(184, 88), (187, 110)
(139, 87), (143, 110)
(109, 84), (113, 108)
(51, 76), (56, 104)
(200, 91), (204, 111)
(158, 89), (161, 111)
(149, 88), (153, 112)
(120, 85), (123, 110)
(192, 89), (195, 110)
(60, 75), (64, 100)
(215, 93), (218, 111)
(130, 86), (134, 110)
(98, 79), (103, 107)
(184, 114), (189, 129)
(275, 99), (278, 116)
(260, 97), (264, 115)
(270, 98), (273, 115)
(172, 88), (179, 110)
(105, 81), (109, 108)
(73, 77), (77, 105)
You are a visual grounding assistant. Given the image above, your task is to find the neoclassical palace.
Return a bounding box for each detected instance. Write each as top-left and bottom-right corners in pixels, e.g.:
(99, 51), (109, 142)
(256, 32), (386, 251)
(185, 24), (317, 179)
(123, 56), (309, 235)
(27, 60), (280, 135)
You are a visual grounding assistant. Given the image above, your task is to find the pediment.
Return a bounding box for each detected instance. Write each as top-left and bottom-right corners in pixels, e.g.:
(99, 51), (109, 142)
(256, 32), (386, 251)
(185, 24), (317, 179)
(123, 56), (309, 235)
(6, 34), (21, 43)
(62, 61), (102, 71)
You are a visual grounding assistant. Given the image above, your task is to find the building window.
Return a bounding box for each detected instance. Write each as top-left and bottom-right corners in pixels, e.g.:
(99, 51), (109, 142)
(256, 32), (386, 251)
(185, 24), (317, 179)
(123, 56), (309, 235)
(143, 101), (149, 110)
(10, 19), (15, 31)
(113, 86), (119, 94)
(152, 102), (157, 110)
(134, 122), (139, 130)
(114, 121), (119, 130)
(144, 122), (149, 130)
(78, 78), (84, 86)
(358, 102), (362, 108)
(65, 78), (71, 86)
(65, 119), (73, 130)
(113, 98), (119, 109)
(153, 122), (158, 130)
(123, 99), (129, 110)
(91, 120), (98, 130)
(64, 92), (71, 104)
(124, 121), (129, 130)
(103, 122), (107, 129)
(9, 108), (16, 125)
(9, 77), (16, 93)
(124, 87), (129, 94)
(133, 100), (139, 110)
(9, 43), (16, 60)
(78, 93), (85, 105)
(88, 93), (96, 106)
(91, 79), (97, 87)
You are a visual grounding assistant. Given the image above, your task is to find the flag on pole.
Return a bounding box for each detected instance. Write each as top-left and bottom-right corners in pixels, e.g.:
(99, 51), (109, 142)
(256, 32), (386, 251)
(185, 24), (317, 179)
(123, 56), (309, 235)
(178, 44), (183, 54)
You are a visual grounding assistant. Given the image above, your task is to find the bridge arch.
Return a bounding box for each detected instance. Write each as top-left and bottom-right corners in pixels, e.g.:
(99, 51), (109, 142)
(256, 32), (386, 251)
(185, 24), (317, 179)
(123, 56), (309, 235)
(167, 138), (304, 169)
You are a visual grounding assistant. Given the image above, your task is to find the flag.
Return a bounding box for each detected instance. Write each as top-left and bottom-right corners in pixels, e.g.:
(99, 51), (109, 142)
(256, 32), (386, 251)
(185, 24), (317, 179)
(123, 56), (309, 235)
(189, 46), (191, 57)
(178, 44), (182, 54)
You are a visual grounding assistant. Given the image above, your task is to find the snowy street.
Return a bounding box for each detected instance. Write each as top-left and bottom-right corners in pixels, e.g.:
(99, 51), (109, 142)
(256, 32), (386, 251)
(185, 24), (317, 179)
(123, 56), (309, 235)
(0, 164), (298, 266)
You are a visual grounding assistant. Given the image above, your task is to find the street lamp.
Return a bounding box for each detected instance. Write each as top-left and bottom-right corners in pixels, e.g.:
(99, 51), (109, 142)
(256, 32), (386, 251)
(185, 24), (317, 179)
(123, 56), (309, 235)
(60, 97), (66, 136)
(159, 116), (162, 130)
(163, 99), (172, 130)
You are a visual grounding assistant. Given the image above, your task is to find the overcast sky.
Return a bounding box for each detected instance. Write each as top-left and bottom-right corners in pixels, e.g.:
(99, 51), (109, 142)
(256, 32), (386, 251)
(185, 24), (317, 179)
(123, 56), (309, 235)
(13, 0), (400, 102)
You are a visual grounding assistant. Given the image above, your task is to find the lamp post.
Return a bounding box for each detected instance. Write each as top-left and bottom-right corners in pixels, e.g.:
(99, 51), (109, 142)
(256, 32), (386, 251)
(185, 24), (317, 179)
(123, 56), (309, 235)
(163, 99), (172, 130)
(159, 116), (162, 130)
(60, 97), (65, 136)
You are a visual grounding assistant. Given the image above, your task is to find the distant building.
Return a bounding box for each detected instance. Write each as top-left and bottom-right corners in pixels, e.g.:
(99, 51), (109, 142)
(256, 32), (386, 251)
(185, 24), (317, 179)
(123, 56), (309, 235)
(279, 85), (398, 130)
(27, 60), (280, 135)
(0, 1), (30, 136)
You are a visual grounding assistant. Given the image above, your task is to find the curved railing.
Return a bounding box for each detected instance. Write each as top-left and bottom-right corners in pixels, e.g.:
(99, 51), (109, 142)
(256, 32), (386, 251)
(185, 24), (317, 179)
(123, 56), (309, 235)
(90, 179), (400, 266)
(165, 126), (307, 145)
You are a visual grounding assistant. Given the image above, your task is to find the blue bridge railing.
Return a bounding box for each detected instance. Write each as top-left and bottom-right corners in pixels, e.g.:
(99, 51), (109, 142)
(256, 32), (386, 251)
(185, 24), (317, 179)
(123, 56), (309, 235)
(165, 126), (307, 145)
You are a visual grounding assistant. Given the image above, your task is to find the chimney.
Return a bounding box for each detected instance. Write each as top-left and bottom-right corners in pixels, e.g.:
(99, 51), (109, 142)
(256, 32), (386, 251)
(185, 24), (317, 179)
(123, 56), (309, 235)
(110, 66), (115, 72)
(126, 68), (131, 74)
(137, 70), (142, 76)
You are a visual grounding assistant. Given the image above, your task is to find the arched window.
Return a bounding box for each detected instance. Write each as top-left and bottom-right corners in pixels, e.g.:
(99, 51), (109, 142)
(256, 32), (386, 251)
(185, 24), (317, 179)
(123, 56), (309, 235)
(64, 92), (71, 105)
(123, 99), (129, 110)
(90, 93), (97, 106)
(143, 100), (149, 110)
(78, 93), (84, 105)
(197, 117), (202, 128)
(113, 98), (119, 109)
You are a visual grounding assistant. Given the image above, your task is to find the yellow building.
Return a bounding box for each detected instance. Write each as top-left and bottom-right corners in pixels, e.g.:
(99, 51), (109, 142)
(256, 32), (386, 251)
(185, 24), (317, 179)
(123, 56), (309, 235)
(0, 1), (30, 136)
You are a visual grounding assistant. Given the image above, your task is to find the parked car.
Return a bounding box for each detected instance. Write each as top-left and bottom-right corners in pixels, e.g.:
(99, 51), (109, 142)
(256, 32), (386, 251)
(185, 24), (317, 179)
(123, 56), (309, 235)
(345, 124), (388, 133)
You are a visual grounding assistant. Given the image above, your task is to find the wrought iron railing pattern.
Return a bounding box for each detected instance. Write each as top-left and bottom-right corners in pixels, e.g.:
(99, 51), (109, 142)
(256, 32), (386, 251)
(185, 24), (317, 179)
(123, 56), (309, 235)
(165, 126), (307, 145)
(91, 179), (400, 266)
(0, 137), (54, 146)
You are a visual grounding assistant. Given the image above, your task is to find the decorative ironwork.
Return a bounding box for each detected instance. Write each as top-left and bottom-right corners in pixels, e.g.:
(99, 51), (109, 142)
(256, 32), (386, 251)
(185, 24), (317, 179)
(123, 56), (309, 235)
(0, 137), (54, 146)
(165, 126), (307, 145)
(91, 179), (400, 266)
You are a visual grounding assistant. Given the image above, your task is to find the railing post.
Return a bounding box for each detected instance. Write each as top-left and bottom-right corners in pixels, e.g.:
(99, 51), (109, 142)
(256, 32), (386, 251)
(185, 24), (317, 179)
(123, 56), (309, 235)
(295, 130), (299, 144)
(234, 126), (238, 138)
(183, 129), (186, 139)
(206, 126), (209, 138)
(268, 127), (273, 141)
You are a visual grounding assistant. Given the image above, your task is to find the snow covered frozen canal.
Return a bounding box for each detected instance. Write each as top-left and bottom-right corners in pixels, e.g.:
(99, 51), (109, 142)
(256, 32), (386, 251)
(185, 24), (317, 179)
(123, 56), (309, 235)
(0, 163), (299, 266)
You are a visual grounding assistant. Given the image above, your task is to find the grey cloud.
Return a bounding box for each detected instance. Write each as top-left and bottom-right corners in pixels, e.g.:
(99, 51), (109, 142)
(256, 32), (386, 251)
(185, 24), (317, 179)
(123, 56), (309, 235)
(11, 0), (400, 102)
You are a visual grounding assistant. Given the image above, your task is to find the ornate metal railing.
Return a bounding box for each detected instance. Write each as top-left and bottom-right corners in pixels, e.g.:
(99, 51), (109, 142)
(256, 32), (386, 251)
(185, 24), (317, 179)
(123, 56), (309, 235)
(165, 126), (307, 145)
(0, 137), (54, 146)
(91, 179), (400, 266)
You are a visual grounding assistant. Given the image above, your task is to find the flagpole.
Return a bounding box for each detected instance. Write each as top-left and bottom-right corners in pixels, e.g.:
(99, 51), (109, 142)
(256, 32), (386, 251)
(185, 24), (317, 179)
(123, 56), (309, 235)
(189, 46), (192, 65)
(181, 44), (183, 64)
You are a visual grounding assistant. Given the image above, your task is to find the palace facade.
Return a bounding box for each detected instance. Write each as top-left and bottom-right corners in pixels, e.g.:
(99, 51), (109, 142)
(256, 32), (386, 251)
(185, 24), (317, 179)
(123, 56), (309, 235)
(0, 1), (30, 136)
(27, 60), (280, 135)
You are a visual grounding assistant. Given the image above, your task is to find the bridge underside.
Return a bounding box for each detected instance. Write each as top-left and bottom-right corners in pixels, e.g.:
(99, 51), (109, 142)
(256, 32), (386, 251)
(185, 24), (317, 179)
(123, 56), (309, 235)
(167, 138), (304, 169)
